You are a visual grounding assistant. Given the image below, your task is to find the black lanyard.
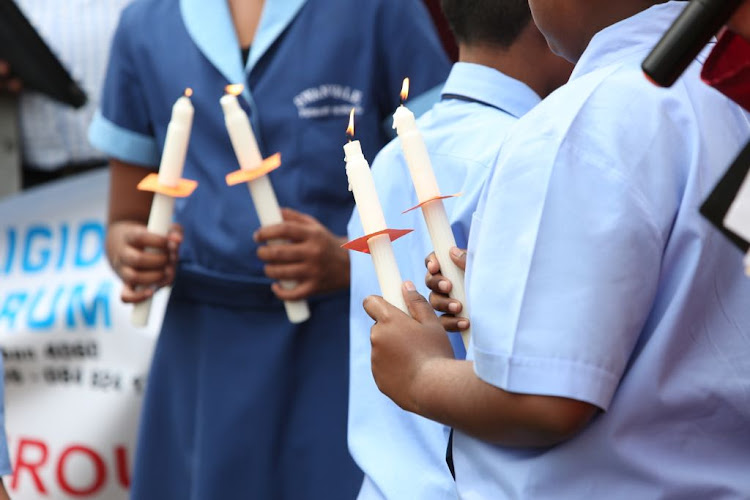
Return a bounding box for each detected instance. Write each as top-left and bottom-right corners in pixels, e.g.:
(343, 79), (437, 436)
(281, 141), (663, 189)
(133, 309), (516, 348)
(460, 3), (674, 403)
(441, 93), (510, 115)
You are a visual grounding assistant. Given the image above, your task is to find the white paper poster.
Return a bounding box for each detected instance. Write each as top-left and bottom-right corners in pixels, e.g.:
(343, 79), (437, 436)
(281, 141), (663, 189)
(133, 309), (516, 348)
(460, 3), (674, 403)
(0, 171), (165, 499)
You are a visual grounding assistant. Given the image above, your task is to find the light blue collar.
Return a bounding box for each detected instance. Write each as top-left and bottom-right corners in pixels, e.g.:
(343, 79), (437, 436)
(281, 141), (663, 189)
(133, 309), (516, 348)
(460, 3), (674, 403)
(572, 1), (688, 80)
(440, 62), (541, 119)
(181, 0), (307, 100)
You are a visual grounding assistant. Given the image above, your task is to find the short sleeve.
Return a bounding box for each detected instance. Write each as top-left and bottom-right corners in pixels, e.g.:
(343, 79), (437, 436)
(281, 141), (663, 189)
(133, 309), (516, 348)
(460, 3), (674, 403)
(88, 8), (159, 167)
(468, 122), (666, 411)
(374, 0), (451, 118)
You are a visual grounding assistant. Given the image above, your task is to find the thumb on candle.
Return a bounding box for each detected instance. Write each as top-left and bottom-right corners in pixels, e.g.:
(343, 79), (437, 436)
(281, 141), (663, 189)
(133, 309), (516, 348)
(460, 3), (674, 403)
(402, 281), (442, 327)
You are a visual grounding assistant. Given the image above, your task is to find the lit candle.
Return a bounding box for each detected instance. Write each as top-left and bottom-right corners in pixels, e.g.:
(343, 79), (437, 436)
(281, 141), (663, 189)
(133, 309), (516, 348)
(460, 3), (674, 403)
(345, 110), (408, 314)
(220, 84), (310, 324)
(132, 89), (194, 327)
(393, 78), (471, 348)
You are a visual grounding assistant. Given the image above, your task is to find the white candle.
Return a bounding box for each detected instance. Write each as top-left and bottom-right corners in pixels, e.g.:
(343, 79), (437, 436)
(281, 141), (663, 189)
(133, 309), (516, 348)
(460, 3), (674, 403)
(344, 139), (408, 314)
(220, 91), (310, 324)
(393, 96), (471, 348)
(132, 91), (194, 327)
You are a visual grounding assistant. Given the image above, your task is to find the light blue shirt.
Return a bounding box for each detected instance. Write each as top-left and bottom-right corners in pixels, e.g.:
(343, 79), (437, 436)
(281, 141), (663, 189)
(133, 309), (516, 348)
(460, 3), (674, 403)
(457, 3), (750, 499)
(348, 62), (540, 500)
(15, 0), (132, 170)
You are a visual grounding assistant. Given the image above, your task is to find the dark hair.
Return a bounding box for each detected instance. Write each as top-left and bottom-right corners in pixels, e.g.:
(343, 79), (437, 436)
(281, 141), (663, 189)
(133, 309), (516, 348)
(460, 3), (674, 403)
(439, 0), (532, 48)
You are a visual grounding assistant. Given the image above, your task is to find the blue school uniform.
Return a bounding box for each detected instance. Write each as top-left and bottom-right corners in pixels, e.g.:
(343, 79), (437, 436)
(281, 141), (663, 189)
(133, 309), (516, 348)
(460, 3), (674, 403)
(347, 63), (540, 500)
(458, 2), (750, 498)
(89, 0), (450, 498)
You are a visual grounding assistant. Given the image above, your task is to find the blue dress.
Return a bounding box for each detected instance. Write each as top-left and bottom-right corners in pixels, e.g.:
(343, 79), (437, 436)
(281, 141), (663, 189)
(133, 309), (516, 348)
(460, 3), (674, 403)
(89, 0), (450, 498)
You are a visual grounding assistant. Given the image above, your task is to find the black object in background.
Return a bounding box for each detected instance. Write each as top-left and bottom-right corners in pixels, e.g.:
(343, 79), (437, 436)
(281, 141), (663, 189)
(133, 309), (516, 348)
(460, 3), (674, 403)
(0, 0), (86, 108)
(700, 139), (750, 251)
(643, 0), (742, 87)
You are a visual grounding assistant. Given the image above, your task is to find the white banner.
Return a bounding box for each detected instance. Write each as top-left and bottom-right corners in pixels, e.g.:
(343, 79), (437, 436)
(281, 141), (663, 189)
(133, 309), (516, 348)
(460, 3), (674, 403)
(0, 171), (165, 499)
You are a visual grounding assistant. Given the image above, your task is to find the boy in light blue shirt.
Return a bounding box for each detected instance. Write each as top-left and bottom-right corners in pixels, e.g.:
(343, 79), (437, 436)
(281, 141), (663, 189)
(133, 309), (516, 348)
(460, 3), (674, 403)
(347, 1), (571, 498)
(364, 1), (750, 498)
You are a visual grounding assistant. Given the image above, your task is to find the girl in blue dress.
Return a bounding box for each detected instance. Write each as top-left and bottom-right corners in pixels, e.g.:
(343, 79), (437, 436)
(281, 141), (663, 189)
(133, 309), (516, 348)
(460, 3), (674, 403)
(90, 0), (450, 498)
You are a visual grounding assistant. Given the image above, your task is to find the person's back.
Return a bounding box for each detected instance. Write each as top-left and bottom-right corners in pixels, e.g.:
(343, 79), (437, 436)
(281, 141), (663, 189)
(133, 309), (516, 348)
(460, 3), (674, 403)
(458, 2), (750, 497)
(347, 1), (571, 498)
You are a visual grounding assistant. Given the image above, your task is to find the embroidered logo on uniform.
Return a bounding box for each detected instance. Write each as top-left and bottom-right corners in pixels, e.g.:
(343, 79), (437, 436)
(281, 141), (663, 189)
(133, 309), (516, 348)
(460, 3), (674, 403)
(294, 84), (363, 118)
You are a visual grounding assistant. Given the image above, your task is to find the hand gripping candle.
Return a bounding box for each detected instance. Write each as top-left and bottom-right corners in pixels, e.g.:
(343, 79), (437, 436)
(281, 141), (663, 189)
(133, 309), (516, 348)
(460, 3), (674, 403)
(343, 110), (410, 314)
(393, 78), (471, 349)
(220, 84), (310, 324)
(132, 89), (196, 327)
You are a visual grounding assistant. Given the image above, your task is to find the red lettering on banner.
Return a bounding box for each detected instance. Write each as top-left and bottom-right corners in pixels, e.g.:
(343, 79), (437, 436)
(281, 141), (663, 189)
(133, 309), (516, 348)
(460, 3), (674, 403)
(56, 445), (106, 496)
(11, 438), (49, 493)
(9, 437), (133, 496)
(114, 446), (130, 488)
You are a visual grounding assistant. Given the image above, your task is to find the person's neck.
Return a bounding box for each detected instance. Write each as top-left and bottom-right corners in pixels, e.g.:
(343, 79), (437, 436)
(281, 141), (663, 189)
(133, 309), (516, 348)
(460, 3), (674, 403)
(571, 1), (664, 61)
(459, 28), (570, 99)
(227, 0), (265, 49)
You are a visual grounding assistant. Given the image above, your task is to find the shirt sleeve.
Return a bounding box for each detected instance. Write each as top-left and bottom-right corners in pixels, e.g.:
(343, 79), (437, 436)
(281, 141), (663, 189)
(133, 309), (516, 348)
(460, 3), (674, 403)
(374, 0), (451, 119)
(467, 104), (670, 411)
(88, 7), (159, 167)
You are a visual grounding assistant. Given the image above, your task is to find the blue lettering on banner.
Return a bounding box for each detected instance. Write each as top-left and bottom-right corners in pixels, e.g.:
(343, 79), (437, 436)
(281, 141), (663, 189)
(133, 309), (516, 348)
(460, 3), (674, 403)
(0, 292), (28, 330)
(22, 226), (52, 273)
(75, 222), (105, 268)
(0, 281), (114, 332)
(0, 221), (106, 276)
(66, 282), (112, 329)
(3, 228), (15, 274)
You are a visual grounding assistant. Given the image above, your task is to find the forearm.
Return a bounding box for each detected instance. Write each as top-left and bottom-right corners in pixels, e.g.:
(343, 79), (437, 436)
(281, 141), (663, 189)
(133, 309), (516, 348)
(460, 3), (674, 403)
(411, 358), (597, 447)
(332, 237), (350, 290)
(108, 159), (154, 225)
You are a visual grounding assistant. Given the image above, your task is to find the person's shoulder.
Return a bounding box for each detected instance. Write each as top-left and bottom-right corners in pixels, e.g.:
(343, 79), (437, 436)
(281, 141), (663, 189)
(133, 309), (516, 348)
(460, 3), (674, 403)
(118, 0), (176, 30)
(511, 57), (695, 151)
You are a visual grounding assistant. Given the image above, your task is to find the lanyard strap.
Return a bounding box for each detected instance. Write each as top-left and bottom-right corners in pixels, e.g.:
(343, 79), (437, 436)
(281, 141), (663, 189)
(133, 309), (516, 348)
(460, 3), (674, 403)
(441, 93), (509, 114)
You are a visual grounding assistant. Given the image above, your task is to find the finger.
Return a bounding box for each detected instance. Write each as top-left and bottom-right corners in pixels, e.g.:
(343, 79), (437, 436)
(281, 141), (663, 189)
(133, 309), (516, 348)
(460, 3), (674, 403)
(125, 227), (170, 251)
(257, 242), (307, 264)
(424, 252), (440, 274)
(450, 247), (467, 271)
(263, 262), (310, 281)
(0, 60), (8, 76)
(425, 270), (451, 295)
(280, 207), (317, 224)
(402, 281), (441, 326)
(254, 221), (309, 243)
(439, 314), (470, 332)
(429, 291), (457, 314)
(363, 295), (392, 322)
(120, 284), (154, 304)
(157, 263), (177, 288)
(271, 281), (314, 301)
(119, 266), (168, 287)
(167, 223), (184, 247)
(119, 245), (170, 270)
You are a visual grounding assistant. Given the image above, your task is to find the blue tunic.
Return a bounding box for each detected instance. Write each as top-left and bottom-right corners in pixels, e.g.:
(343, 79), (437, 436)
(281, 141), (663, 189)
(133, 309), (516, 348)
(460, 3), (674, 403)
(458, 3), (750, 498)
(89, 0), (450, 498)
(347, 63), (540, 500)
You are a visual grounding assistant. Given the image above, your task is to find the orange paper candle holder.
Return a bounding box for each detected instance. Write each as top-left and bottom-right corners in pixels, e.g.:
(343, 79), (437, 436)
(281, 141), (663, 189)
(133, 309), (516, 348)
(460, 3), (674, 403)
(402, 192), (462, 214)
(137, 173), (198, 198)
(342, 228), (413, 254)
(225, 152), (282, 186)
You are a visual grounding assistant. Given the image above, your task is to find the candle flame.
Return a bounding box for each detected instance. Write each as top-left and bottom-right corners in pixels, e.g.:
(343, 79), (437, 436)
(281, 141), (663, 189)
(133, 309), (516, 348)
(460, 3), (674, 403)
(400, 78), (410, 102)
(346, 108), (355, 139)
(184, 88), (193, 97)
(225, 84), (245, 96)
